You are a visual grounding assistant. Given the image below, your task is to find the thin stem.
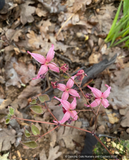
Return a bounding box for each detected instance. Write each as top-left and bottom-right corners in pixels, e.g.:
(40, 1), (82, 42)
(44, 103), (59, 122)
(35, 125), (59, 142)
(93, 104), (101, 134)
(61, 124), (92, 133)
(13, 116), (56, 125)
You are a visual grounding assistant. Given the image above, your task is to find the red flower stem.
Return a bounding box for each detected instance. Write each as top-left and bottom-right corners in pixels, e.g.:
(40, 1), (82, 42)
(93, 104), (101, 134)
(13, 116), (55, 125)
(61, 124), (92, 133)
(44, 103), (59, 122)
(35, 125), (59, 142)
(13, 116), (113, 157)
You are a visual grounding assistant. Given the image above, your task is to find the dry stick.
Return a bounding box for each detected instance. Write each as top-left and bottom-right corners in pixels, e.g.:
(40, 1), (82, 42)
(56, 13), (75, 37)
(35, 125), (59, 142)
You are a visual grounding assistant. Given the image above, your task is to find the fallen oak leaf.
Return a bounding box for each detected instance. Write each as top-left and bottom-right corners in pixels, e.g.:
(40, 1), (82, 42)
(20, 1), (35, 25)
(0, 128), (16, 152)
(39, 146), (62, 160)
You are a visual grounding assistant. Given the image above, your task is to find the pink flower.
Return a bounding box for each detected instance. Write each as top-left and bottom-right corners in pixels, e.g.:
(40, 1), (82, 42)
(57, 76), (80, 100)
(75, 70), (87, 81)
(54, 97), (78, 124)
(60, 64), (69, 73)
(28, 44), (59, 80)
(85, 84), (111, 108)
(51, 81), (58, 89)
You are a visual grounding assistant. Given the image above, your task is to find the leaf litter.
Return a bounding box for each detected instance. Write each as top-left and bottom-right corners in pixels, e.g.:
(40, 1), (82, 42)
(0, 0), (129, 159)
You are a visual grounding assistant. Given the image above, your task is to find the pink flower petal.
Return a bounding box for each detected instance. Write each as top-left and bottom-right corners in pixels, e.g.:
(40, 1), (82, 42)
(54, 96), (70, 110)
(69, 89), (80, 98)
(102, 84), (111, 98)
(54, 96), (61, 102)
(85, 99), (101, 108)
(61, 100), (70, 110)
(48, 62), (59, 73)
(101, 99), (109, 108)
(66, 76), (75, 89)
(57, 83), (66, 91)
(46, 44), (55, 62)
(27, 51), (45, 64)
(70, 111), (78, 121)
(59, 112), (71, 124)
(87, 85), (102, 98)
(70, 98), (77, 110)
(32, 65), (48, 79)
(62, 92), (69, 100)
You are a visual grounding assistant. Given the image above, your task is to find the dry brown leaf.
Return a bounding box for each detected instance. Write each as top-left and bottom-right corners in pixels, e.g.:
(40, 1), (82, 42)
(20, 1), (35, 25)
(96, 4), (116, 34)
(105, 109), (119, 124)
(38, 20), (51, 39)
(13, 62), (36, 84)
(0, 128), (16, 152)
(72, 0), (92, 13)
(27, 30), (44, 50)
(5, 29), (15, 41)
(0, 99), (12, 110)
(39, 146), (62, 160)
(108, 83), (129, 110)
(36, 8), (47, 17)
(5, 58), (36, 88)
(121, 110), (129, 127)
(18, 85), (42, 99)
(11, 29), (23, 42)
(113, 68), (129, 88)
(57, 121), (85, 150)
(89, 52), (101, 64)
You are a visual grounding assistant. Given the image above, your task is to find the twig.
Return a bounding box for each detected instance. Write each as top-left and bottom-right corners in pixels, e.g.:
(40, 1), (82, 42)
(35, 125), (59, 142)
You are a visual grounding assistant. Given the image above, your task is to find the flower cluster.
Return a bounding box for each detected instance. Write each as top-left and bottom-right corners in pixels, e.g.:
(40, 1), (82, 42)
(28, 44), (111, 124)
(54, 76), (80, 124)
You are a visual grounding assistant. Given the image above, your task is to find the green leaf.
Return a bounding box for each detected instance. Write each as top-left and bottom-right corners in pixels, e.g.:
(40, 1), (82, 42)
(30, 99), (37, 105)
(24, 128), (31, 137)
(38, 94), (50, 103)
(113, 35), (129, 46)
(30, 105), (43, 114)
(123, 0), (129, 16)
(31, 123), (40, 135)
(5, 118), (10, 124)
(23, 141), (38, 149)
(105, 1), (122, 43)
(9, 107), (14, 115)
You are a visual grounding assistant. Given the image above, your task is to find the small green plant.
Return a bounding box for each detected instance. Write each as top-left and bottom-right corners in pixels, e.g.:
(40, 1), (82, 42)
(105, 0), (129, 47)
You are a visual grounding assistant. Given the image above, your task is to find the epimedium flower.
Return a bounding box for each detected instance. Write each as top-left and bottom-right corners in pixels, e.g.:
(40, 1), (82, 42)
(60, 63), (69, 73)
(85, 84), (111, 108)
(75, 69), (87, 81)
(28, 44), (59, 80)
(54, 97), (78, 124)
(57, 76), (80, 100)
